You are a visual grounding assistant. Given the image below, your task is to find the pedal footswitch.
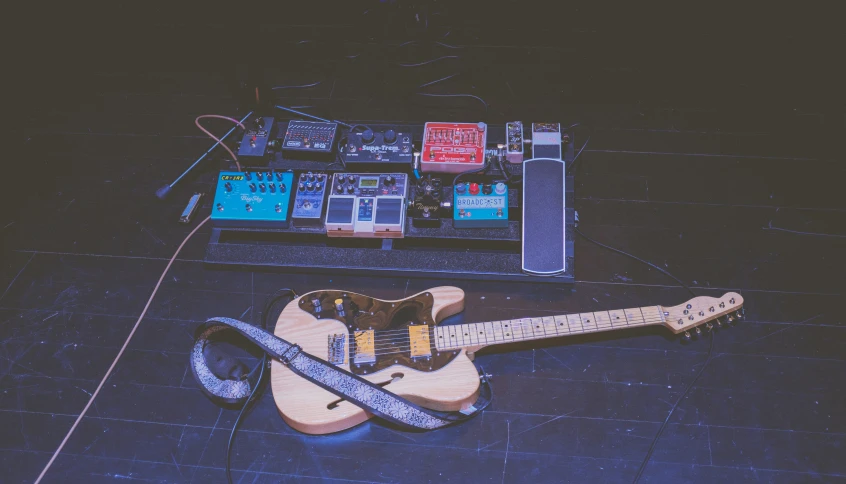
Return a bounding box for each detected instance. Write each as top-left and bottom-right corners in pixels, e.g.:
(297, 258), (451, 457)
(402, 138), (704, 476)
(325, 173), (408, 238)
(211, 170), (294, 228)
(453, 181), (508, 228)
(291, 172), (329, 227)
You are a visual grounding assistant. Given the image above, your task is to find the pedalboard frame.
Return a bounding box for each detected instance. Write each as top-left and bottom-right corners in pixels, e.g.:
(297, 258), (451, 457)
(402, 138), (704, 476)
(204, 122), (575, 284)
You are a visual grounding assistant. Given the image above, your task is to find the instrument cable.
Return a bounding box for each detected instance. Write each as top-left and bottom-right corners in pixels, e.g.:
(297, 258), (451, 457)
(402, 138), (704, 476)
(574, 227), (715, 483)
(33, 214), (212, 484)
(225, 288), (298, 484)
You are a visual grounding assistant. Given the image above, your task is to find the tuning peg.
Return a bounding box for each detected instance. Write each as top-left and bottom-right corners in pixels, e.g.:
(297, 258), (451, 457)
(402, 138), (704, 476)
(683, 331), (691, 341)
(736, 308), (745, 319)
(695, 327), (702, 336)
(705, 322), (714, 331)
(714, 318), (722, 328)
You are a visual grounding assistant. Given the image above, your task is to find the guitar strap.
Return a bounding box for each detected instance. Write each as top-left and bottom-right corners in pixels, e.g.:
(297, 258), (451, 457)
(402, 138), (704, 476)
(190, 317), (492, 431)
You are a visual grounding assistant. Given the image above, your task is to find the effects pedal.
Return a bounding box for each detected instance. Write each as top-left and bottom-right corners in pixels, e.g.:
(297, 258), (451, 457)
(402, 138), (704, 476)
(522, 158), (566, 275)
(325, 173), (408, 238)
(291, 172), (329, 227)
(421, 122), (487, 174)
(211, 170), (294, 228)
(531, 123), (562, 159)
(341, 127), (413, 169)
(453, 180), (509, 228)
(506, 121), (524, 163)
(237, 117), (278, 161)
(410, 176), (445, 228)
(282, 120), (338, 160)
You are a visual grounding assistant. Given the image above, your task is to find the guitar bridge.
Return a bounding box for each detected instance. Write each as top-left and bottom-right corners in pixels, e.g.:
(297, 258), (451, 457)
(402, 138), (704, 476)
(327, 334), (346, 365)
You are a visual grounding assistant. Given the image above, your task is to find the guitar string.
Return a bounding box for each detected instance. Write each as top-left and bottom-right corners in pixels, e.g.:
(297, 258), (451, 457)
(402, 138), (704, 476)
(345, 311), (713, 348)
(346, 311), (736, 357)
(331, 302), (732, 342)
(344, 315), (690, 357)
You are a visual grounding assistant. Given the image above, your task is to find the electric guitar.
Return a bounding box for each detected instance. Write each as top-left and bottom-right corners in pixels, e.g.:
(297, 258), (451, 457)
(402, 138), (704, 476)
(270, 287), (744, 434)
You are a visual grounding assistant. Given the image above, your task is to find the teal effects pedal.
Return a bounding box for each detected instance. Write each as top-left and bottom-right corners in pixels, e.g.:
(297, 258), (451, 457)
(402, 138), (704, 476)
(211, 170), (294, 228)
(453, 181), (508, 228)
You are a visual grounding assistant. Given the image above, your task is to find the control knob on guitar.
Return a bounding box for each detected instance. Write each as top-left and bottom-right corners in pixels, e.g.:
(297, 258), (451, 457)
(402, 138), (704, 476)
(270, 287), (744, 434)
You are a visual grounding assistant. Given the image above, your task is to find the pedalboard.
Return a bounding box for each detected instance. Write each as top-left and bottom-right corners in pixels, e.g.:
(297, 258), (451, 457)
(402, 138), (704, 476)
(325, 173), (409, 238)
(506, 121), (524, 163)
(531, 123), (562, 159)
(211, 170), (294, 228)
(282, 120), (338, 159)
(342, 127), (413, 169)
(291, 172), (329, 227)
(453, 180), (509, 228)
(237, 117), (278, 161)
(410, 176), (444, 228)
(421, 122), (487, 174)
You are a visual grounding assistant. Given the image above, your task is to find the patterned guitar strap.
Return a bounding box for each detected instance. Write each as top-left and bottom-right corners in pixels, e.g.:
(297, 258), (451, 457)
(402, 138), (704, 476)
(190, 317), (492, 431)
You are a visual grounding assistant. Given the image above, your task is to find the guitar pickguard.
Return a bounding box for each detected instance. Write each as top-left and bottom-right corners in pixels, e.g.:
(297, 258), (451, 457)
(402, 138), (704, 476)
(298, 290), (459, 375)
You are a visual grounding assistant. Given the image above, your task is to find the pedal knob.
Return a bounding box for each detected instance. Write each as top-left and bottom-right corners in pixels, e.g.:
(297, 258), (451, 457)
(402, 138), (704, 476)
(315, 182), (323, 191)
(245, 172), (253, 181)
(495, 182), (506, 195)
(256, 172), (264, 181)
(385, 175), (395, 186)
(298, 182), (305, 192)
(279, 183), (286, 193)
(455, 183), (466, 194)
(306, 182), (314, 191)
(336, 184), (344, 193)
(361, 129), (375, 144)
(347, 174), (356, 184)
(307, 172), (316, 182)
(249, 183), (257, 192)
(346, 185), (355, 194)
(383, 129), (397, 144)
(259, 183), (266, 193)
(225, 182), (232, 192)
(269, 183), (276, 193)
(276, 172), (284, 181)
(482, 183), (493, 195)
(469, 183), (480, 195)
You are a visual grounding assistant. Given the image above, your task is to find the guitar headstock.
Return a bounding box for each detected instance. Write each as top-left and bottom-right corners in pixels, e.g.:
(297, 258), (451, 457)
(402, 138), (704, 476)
(661, 292), (744, 340)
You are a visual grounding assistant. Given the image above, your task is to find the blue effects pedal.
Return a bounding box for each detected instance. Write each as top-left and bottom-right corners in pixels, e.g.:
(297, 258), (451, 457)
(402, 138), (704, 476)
(211, 170), (294, 228)
(453, 181), (508, 228)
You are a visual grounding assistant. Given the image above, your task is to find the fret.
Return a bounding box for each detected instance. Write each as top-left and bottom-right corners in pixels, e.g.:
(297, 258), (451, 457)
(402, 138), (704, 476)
(624, 308), (645, 325)
(470, 323), (481, 345)
(542, 316), (558, 336)
(580, 313), (598, 332)
(493, 321), (506, 342)
(554, 315), (570, 334)
(532, 318), (547, 338)
(593, 311), (613, 330)
(480, 323), (490, 345)
(460, 325), (470, 347)
(484, 322), (497, 342)
(641, 306), (662, 325)
(503, 320), (515, 341)
(510, 319), (526, 341)
(435, 326), (446, 350)
(608, 309), (626, 326)
(566, 314), (583, 333)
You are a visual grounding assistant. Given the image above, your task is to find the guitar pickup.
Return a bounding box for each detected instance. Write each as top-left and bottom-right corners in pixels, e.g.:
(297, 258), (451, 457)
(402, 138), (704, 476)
(408, 325), (431, 358)
(353, 330), (376, 365)
(327, 334), (346, 365)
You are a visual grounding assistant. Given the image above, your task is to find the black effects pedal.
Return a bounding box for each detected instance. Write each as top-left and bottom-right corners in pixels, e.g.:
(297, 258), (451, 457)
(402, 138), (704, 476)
(341, 127), (413, 169)
(410, 176), (446, 228)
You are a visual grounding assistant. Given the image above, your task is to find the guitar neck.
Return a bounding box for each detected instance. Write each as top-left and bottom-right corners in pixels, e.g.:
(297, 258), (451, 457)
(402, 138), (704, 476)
(433, 305), (667, 351)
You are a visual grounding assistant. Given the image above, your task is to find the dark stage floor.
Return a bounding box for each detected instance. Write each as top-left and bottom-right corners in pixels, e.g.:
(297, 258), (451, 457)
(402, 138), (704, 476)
(4, 6), (846, 483)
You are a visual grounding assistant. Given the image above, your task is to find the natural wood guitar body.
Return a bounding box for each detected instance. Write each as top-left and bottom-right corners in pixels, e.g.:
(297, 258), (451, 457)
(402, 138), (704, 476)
(270, 286), (481, 435)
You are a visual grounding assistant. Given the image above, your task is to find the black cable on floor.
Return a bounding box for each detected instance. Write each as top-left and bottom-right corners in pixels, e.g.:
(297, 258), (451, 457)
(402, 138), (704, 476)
(574, 228), (714, 482)
(226, 288), (298, 484)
